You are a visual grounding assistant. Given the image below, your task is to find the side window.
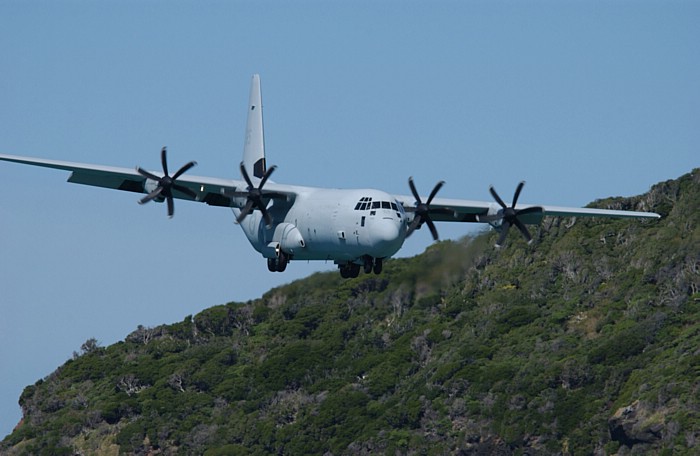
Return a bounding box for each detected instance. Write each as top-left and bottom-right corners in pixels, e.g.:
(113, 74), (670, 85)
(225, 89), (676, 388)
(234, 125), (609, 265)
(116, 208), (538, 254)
(392, 202), (401, 218)
(372, 201), (380, 209)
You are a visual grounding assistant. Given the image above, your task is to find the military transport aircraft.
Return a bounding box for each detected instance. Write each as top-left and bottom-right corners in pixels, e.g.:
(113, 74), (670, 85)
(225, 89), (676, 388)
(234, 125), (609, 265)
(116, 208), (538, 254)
(0, 75), (659, 278)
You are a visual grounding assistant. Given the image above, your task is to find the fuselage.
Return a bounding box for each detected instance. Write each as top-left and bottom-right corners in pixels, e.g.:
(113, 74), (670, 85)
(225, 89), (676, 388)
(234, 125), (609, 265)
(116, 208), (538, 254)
(236, 185), (408, 264)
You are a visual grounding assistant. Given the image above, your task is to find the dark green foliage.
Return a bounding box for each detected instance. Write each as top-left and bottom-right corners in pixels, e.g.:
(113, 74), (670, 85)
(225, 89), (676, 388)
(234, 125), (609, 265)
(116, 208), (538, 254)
(2, 169), (700, 455)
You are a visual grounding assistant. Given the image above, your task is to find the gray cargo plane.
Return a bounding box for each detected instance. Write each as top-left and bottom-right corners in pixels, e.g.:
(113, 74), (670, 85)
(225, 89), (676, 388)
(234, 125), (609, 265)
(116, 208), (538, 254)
(0, 75), (659, 278)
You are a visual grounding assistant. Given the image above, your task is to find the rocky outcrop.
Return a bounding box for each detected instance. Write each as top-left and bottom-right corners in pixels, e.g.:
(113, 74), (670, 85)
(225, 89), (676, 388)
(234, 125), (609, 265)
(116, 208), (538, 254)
(609, 400), (664, 447)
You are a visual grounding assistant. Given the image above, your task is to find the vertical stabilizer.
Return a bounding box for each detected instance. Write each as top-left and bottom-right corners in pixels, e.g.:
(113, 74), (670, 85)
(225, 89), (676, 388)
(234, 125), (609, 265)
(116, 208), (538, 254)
(242, 74), (266, 179)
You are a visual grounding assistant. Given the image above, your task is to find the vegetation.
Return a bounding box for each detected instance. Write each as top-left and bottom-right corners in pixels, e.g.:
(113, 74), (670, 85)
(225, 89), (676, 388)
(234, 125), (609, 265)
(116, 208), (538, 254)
(2, 169), (699, 455)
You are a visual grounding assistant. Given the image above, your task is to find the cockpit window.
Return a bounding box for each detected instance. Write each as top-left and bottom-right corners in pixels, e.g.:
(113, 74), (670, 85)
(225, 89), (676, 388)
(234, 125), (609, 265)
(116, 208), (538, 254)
(354, 197), (372, 211)
(354, 198), (404, 214)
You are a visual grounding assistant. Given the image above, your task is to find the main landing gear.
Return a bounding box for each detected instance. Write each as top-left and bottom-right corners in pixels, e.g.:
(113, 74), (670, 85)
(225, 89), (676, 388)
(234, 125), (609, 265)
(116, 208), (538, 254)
(267, 251), (289, 272)
(339, 256), (383, 278)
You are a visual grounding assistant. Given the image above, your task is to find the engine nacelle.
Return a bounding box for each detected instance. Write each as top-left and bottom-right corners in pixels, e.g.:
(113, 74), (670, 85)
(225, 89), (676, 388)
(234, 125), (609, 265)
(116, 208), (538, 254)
(261, 223), (306, 259)
(276, 223), (306, 254)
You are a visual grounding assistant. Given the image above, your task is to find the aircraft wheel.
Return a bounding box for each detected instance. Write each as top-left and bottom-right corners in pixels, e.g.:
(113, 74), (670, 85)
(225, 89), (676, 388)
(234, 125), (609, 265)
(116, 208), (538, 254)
(267, 258), (277, 272)
(339, 263), (360, 278)
(277, 252), (288, 272)
(373, 258), (383, 275)
(268, 253), (289, 273)
(363, 256), (374, 274)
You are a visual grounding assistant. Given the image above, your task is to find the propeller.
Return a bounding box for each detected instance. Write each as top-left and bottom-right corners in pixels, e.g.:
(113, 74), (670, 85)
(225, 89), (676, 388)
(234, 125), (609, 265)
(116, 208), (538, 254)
(235, 161), (279, 228)
(406, 177), (447, 241)
(136, 147), (197, 218)
(478, 181), (543, 248)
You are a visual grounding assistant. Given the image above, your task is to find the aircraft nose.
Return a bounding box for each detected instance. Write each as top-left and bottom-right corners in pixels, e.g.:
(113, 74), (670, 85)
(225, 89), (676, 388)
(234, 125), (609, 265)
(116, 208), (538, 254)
(375, 219), (399, 243)
(372, 218), (402, 257)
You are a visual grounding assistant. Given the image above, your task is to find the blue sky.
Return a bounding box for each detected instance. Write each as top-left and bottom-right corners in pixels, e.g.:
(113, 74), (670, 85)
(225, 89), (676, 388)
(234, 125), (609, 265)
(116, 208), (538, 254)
(0, 0), (697, 438)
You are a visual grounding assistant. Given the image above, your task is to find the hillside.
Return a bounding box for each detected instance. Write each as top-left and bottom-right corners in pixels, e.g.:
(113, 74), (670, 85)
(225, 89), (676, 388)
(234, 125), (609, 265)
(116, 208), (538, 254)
(2, 170), (699, 455)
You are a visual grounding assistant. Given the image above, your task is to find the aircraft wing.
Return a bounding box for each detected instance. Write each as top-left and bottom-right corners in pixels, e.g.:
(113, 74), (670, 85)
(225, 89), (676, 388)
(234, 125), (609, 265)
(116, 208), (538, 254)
(0, 153), (295, 208)
(394, 194), (660, 225)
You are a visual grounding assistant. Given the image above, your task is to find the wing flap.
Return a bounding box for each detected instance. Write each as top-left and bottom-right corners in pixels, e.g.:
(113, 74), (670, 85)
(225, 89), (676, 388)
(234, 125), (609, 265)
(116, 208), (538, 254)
(68, 171), (144, 193)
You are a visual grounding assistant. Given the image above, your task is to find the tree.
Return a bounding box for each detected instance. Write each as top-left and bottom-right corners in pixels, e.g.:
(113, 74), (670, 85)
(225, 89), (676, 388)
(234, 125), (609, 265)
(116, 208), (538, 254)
(73, 337), (101, 358)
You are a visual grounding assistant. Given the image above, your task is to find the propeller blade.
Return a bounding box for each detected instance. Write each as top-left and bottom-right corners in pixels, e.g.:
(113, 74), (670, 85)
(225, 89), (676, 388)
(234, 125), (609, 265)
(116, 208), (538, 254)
(406, 216), (422, 238)
(496, 221), (511, 248)
(513, 218), (533, 244)
(426, 218), (439, 241)
(259, 204), (274, 228)
(160, 147), (169, 177)
(512, 181), (525, 207)
(516, 206), (544, 217)
(489, 186), (507, 210)
(136, 167), (161, 182)
(139, 187), (163, 205)
(259, 165), (277, 188)
(237, 199), (255, 224)
(408, 177), (421, 204)
(166, 196), (174, 218)
(172, 160), (197, 180)
(426, 181), (445, 205)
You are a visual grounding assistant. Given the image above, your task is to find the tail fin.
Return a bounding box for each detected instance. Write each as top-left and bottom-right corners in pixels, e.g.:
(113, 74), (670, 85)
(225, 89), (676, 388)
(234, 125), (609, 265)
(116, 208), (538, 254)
(242, 74), (266, 179)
